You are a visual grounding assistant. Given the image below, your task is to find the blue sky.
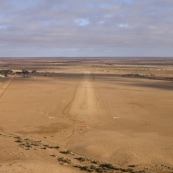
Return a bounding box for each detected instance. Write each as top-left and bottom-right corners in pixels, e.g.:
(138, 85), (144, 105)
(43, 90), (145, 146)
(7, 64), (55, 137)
(0, 0), (173, 57)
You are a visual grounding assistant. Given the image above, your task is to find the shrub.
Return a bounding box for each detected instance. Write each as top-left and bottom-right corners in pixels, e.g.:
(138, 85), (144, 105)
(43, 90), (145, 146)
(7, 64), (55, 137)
(58, 157), (71, 164)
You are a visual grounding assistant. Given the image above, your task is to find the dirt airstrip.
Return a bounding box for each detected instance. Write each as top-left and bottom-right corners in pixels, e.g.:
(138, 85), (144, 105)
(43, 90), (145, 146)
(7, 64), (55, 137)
(0, 58), (173, 173)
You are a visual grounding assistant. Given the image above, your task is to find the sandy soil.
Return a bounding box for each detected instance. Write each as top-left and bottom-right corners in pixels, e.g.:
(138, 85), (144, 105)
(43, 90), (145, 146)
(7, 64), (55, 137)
(0, 58), (173, 173)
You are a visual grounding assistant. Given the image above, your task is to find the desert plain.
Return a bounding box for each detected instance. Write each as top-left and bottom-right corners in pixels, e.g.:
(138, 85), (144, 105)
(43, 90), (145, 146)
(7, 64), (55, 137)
(0, 57), (173, 173)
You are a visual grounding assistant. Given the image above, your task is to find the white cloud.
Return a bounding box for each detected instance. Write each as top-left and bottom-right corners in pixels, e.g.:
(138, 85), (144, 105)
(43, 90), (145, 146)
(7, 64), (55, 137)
(75, 18), (90, 26)
(118, 24), (129, 28)
(0, 0), (173, 57)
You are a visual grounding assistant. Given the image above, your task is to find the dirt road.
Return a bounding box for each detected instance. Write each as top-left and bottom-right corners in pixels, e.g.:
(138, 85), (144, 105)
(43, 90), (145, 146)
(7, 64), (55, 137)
(69, 72), (99, 122)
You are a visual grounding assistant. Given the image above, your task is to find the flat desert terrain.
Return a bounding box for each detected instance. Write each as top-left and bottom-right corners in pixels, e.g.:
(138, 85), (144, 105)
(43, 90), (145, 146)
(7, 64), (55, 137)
(0, 58), (173, 173)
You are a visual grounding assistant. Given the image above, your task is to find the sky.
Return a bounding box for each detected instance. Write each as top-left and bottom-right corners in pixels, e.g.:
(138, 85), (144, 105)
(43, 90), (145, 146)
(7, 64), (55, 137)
(0, 0), (173, 57)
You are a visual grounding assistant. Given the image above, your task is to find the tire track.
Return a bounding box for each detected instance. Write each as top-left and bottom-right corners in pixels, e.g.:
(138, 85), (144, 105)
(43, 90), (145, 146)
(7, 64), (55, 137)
(0, 77), (14, 98)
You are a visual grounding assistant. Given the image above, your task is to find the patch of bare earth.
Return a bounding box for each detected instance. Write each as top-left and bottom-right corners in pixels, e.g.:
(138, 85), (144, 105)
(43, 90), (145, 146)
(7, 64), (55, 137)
(0, 58), (173, 173)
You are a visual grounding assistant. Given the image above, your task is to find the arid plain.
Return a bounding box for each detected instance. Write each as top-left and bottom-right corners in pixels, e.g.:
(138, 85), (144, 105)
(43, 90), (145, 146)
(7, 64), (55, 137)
(0, 58), (173, 173)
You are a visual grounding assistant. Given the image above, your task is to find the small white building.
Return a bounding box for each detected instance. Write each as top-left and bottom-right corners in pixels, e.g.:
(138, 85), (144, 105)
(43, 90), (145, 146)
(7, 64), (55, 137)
(0, 75), (5, 78)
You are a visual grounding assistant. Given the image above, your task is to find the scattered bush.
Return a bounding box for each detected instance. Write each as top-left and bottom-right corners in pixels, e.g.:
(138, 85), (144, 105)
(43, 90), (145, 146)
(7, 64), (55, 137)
(128, 165), (135, 168)
(60, 150), (73, 155)
(91, 160), (100, 164)
(15, 139), (23, 143)
(0, 70), (13, 76)
(58, 157), (71, 164)
(76, 157), (91, 162)
(54, 146), (60, 149)
(100, 163), (114, 169)
(77, 165), (100, 172)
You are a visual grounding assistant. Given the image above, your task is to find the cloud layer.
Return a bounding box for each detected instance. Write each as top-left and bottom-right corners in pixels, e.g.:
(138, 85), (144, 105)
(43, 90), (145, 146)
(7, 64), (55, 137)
(0, 0), (173, 57)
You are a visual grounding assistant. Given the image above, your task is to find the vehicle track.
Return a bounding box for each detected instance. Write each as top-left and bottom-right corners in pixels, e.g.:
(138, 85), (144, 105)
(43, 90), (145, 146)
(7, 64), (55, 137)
(0, 77), (14, 98)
